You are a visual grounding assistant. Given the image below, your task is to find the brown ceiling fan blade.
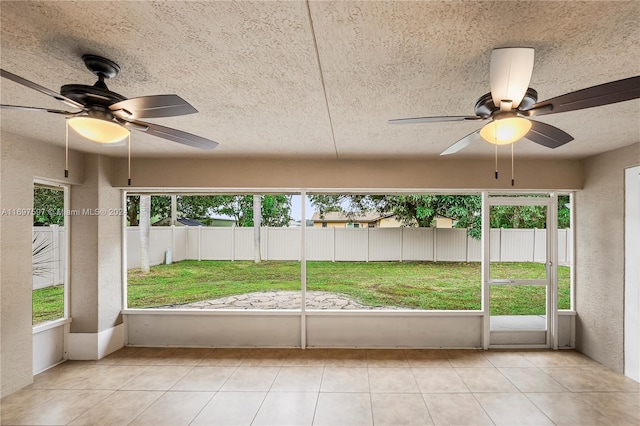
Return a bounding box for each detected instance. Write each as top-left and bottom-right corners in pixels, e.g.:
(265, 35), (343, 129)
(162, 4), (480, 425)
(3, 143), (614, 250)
(110, 95), (197, 119)
(1, 104), (79, 115)
(125, 120), (218, 150)
(389, 115), (483, 124)
(525, 120), (574, 148)
(440, 129), (481, 155)
(526, 76), (640, 116)
(0, 69), (85, 110)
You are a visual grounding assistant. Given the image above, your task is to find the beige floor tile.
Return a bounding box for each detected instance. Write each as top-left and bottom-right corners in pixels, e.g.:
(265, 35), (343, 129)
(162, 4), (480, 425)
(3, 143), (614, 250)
(474, 392), (554, 425)
(152, 347), (214, 366)
(71, 365), (149, 390)
(112, 347), (176, 366)
(324, 349), (368, 367)
(0, 389), (62, 425)
(368, 367), (419, 393)
(498, 367), (568, 392)
(198, 348), (252, 366)
(271, 366), (324, 391)
(2, 389), (112, 425)
(542, 366), (640, 392)
(129, 391), (214, 426)
(220, 366), (280, 391)
(241, 348), (293, 366)
(321, 367), (370, 393)
(422, 393), (493, 425)
(404, 349), (451, 368)
(456, 367), (518, 392)
(31, 364), (105, 389)
(313, 392), (373, 426)
(252, 392), (318, 425)
(578, 392), (640, 425)
(483, 351), (536, 367)
(371, 393), (433, 425)
(120, 366), (193, 390)
(443, 349), (493, 367)
(522, 350), (599, 367)
(284, 349), (328, 366)
(171, 366), (236, 391)
(68, 390), (163, 426)
(97, 346), (141, 364)
(412, 368), (469, 393)
(366, 349), (409, 367)
(526, 392), (613, 425)
(190, 391), (266, 426)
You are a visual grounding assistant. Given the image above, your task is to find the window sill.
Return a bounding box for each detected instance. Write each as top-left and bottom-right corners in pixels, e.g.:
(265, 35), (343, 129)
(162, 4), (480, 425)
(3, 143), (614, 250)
(33, 317), (72, 334)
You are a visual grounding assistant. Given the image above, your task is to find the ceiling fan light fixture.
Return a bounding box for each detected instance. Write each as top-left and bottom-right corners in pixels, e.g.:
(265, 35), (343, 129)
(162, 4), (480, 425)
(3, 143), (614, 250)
(489, 47), (535, 108)
(68, 116), (129, 144)
(479, 117), (532, 145)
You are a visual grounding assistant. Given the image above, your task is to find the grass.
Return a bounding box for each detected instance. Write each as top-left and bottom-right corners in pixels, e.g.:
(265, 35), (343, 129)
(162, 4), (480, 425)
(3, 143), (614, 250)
(33, 260), (571, 324)
(127, 260), (570, 314)
(33, 285), (64, 324)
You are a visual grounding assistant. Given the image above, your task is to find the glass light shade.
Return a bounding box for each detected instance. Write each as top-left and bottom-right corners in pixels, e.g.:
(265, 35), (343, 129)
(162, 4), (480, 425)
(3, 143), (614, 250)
(479, 117), (532, 145)
(490, 47), (534, 108)
(68, 117), (129, 143)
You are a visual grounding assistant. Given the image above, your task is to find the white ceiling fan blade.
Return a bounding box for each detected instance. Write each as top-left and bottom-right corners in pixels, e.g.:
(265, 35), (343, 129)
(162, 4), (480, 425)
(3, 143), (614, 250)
(440, 130), (480, 155)
(490, 47), (535, 108)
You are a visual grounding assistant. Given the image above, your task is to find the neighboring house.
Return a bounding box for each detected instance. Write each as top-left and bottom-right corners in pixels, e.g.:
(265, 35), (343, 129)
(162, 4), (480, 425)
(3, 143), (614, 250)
(311, 211), (398, 228)
(311, 212), (454, 228)
(152, 217), (206, 226)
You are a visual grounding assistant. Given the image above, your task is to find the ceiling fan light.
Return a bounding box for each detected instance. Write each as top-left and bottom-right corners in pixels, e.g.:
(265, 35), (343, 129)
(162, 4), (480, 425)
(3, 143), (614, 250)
(68, 116), (129, 143)
(479, 117), (532, 145)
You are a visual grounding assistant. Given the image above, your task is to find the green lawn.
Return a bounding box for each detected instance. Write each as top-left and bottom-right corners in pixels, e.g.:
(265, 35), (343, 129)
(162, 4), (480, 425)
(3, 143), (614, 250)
(33, 285), (64, 324)
(33, 260), (571, 324)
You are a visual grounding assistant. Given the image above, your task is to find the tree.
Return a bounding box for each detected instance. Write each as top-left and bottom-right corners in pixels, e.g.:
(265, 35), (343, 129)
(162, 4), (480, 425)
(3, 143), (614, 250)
(139, 195), (151, 274)
(33, 186), (64, 226)
(126, 194), (292, 227)
(309, 194), (483, 238)
(489, 195), (571, 229)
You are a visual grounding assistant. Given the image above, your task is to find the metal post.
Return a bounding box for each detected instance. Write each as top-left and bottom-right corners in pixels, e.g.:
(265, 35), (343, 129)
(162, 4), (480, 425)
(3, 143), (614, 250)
(300, 191), (307, 349)
(481, 192), (491, 349)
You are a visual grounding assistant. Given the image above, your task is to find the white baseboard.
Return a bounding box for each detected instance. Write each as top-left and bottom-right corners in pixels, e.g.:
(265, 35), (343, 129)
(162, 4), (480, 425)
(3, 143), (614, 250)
(68, 323), (125, 360)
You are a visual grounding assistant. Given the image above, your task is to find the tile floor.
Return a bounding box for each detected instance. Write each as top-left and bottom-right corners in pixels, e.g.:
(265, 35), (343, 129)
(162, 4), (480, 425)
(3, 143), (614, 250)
(1, 348), (638, 425)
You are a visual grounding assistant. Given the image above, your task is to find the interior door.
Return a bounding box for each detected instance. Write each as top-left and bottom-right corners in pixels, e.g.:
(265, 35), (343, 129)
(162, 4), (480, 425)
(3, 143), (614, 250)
(483, 194), (558, 348)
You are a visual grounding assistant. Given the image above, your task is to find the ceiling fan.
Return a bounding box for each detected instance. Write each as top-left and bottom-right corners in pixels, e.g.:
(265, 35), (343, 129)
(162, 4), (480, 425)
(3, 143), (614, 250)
(0, 54), (218, 150)
(389, 48), (640, 157)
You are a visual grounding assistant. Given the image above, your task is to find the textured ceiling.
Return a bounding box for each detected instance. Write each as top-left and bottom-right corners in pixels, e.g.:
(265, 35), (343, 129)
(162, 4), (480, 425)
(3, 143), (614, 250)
(1, 1), (638, 160)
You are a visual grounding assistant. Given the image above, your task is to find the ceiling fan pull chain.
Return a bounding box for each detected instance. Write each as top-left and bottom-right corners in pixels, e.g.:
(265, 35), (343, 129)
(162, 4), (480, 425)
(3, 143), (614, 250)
(127, 133), (132, 186)
(511, 143), (515, 187)
(494, 140), (498, 179)
(65, 119), (69, 179)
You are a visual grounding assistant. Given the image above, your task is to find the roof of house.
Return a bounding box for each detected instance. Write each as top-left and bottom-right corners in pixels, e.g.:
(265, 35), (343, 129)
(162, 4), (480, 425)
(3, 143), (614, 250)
(152, 217), (206, 226)
(311, 211), (392, 223)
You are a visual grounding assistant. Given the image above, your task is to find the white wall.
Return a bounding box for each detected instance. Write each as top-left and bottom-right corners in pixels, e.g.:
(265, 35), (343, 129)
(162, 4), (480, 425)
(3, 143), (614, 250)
(0, 132), (83, 398)
(576, 143), (640, 373)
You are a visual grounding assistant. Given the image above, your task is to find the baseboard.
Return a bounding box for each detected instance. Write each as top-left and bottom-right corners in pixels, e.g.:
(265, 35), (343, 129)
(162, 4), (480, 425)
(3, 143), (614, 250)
(68, 323), (125, 360)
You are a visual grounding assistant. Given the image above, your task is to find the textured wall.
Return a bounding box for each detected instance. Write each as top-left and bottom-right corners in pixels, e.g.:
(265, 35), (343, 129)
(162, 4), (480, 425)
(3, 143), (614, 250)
(575, 143), (640, 372)
(0, 132), (83, 398)
(70, 155), (123, 334)
(113, 157), (583, 190)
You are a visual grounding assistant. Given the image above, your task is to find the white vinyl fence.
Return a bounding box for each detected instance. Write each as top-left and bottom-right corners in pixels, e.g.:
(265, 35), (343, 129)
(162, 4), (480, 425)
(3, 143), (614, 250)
(125, 226), (573, 269)
(32, 226), (66, 290)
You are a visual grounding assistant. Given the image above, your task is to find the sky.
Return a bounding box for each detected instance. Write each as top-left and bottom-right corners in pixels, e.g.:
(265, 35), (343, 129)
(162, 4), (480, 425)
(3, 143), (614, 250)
(290, 195), (314, 221)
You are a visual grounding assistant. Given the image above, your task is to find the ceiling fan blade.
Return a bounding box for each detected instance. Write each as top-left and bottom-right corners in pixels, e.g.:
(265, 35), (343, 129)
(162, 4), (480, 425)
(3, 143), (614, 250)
(125, 120), (218, 150)
(0, 69), (85, 110)
(389, 115), (483, 124)
(525, 120), (574, 148)
(1, 104), (79, 115)
(110, 94), (197, 119)
(440, 129), (481, 155)
(490, 47), (535, 108)
(526, 76), (640, 116)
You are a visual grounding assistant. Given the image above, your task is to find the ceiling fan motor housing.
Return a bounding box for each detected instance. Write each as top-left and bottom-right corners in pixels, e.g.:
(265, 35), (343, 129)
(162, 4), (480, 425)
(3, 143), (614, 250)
(474, 88), (538, 117)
